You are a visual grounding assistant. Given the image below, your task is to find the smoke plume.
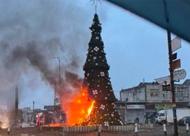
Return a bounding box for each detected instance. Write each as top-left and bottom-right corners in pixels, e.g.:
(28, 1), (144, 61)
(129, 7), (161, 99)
(0, 0), (93, 120)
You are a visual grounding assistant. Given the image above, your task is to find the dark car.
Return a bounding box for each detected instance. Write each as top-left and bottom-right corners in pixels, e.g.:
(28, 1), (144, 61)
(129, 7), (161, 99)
(178, 116), (190, 126)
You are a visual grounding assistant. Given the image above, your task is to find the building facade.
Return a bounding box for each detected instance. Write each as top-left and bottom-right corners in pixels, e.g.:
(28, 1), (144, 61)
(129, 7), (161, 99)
(119, 79), (190, 124)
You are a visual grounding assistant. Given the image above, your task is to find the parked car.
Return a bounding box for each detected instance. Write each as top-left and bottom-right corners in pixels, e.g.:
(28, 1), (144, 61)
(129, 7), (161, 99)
(155, 108), (190, 124)
(178, 116), (190, 126)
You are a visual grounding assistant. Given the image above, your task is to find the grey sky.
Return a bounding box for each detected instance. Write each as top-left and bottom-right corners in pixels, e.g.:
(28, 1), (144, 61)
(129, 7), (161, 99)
(0, 0), (190, 108)
(102, 1), (190, 94)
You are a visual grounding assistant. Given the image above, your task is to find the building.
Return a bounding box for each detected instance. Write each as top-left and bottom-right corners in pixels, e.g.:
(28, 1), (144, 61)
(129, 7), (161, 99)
(22, 107), (35, 123)
(119, 79), (190, 124)
(21, 105), (65, 126)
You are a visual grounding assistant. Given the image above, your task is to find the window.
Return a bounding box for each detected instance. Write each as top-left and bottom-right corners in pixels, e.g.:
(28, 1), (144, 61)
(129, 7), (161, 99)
(150, 89), (159, 97)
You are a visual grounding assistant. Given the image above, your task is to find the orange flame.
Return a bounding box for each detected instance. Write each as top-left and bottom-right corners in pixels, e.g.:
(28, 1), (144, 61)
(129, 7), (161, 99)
(46, 123), (65, 127)
(60, 87), (95, 126)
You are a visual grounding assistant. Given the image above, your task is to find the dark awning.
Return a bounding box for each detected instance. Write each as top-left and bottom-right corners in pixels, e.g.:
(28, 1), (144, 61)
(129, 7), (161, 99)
(106, 0), (190, 42)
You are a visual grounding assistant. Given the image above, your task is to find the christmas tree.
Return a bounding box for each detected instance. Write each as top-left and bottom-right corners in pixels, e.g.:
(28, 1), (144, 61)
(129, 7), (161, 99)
(83, 14), (122, 126)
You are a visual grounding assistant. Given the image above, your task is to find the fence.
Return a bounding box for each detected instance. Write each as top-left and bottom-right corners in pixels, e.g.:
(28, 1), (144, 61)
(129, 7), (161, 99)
(62, 124), (153, 133)
(62, 126), (97, 133)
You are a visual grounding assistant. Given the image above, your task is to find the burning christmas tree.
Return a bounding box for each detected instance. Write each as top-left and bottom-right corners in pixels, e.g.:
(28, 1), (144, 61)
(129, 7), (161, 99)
(83, 14), (123, 126)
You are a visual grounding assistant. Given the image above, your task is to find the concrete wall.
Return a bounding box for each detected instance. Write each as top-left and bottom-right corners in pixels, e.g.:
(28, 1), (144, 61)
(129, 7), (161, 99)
(175, 85), (190, 102)
(120, 87), (145, 103)
(146, 84), (163, 102)
(120, 82), (190, 103)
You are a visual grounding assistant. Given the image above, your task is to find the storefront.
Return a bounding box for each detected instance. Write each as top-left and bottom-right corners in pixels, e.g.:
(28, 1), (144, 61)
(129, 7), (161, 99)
(125, 103), (146, 124)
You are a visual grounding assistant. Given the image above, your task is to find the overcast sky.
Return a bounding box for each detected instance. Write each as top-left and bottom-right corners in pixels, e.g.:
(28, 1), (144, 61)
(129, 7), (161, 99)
(87, 0), (190, 97)
(101, 1), (190, 94)
(0, 0), (190, 109)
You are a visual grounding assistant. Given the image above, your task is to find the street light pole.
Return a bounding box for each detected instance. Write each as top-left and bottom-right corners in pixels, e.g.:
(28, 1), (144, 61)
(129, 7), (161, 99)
(56, 57), (61, 85)
(54, 57), (61, 106)
(53, 57), (61, 83)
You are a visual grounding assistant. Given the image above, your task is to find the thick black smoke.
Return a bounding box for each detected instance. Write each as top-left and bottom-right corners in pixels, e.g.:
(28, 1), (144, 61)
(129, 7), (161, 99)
(6, 43), (54, 84)
(0, 0), (93, 111)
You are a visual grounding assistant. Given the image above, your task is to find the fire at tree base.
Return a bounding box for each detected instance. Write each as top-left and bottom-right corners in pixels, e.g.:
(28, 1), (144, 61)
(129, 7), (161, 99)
(41, 13), (123, 127)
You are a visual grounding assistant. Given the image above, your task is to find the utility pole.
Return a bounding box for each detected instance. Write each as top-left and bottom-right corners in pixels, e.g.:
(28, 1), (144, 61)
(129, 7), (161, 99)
(163, 0), (178, 135)
(167, 30), (178, 136)
(54, 57), (61, 85)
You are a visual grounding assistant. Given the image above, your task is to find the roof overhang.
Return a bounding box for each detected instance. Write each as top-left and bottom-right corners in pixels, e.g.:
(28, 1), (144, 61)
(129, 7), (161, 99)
(106, 0), (190, 43)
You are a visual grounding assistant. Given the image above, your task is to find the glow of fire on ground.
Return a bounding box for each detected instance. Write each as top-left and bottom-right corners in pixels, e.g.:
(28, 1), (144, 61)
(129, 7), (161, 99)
(0, 118), (9, 129)
(0, 109), (10, 129)
(60, 87), (95, 126)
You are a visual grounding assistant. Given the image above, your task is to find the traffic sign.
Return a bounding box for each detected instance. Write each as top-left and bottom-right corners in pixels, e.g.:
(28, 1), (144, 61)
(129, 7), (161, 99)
(171, 53), (177, 60)
(172, 59), (181, 70)
(155, 69), (186, 84)
(172, 37), (181, 52)
(173, 69), (186, 81)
